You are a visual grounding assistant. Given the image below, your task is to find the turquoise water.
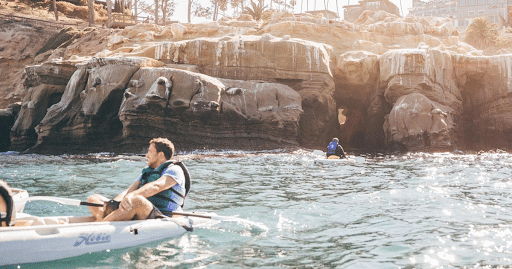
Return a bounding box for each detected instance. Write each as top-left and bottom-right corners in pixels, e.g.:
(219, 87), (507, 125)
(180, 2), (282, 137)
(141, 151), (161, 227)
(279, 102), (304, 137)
(2, 150), (512, 268)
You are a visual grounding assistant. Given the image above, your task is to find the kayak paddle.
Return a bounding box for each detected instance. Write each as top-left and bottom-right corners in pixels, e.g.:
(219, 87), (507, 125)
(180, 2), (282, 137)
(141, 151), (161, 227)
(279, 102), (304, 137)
(22, 196), (103, 207)
(171, 211), (268, 231)
(20, 196), (268, 231)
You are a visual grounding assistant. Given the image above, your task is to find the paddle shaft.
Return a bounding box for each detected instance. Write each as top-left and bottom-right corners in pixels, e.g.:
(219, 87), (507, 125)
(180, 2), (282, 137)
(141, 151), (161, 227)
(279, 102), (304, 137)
(25, 197), (212, 217)
(24, 197), (216, 219)
(171, 212), (215, 219)
(84, 203), (223, 221)
(21, 196), (267, 230)
(59, 200), (218, 220)
(82, 203), (214, 220)
(59, 201), (211, 219)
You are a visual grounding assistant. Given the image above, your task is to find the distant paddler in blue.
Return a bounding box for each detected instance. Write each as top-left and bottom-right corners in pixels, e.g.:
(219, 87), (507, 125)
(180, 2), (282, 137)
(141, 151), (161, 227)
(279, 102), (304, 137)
(326, 137), (347, 159)
(87, 137), (191, 222)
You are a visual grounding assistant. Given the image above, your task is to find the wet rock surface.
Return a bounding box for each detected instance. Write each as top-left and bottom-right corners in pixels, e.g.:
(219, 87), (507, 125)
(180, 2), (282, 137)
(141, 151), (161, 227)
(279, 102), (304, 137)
(2, 10), (512, 154)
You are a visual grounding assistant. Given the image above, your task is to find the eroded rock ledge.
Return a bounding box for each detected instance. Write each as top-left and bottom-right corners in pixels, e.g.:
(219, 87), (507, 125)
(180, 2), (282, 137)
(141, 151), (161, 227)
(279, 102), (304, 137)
(4, 11), (512, 154)
(25, 57), (303, 154)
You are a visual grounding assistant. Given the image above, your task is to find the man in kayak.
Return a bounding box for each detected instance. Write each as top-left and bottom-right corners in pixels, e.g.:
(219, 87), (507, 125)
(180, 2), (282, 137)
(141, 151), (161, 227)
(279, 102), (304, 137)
(326, 137), (347, 159)
(87, 137), (190, 221)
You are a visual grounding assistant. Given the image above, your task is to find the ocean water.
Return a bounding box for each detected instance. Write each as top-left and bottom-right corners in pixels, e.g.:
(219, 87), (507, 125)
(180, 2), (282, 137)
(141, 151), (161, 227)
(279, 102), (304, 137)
(2, 150), (512, 268)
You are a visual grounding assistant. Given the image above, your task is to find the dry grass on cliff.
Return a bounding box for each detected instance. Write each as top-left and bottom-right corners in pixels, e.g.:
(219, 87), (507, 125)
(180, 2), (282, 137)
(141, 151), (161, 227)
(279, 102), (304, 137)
(0, 0), (107, 24)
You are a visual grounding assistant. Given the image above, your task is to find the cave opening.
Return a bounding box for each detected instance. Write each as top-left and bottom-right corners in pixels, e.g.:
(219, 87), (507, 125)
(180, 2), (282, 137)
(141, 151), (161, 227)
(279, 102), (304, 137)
(460, 76), (485, 150)
(47, 92), (63, 108)
(93, 89), (124, 143)
(337, 105), (367, 151)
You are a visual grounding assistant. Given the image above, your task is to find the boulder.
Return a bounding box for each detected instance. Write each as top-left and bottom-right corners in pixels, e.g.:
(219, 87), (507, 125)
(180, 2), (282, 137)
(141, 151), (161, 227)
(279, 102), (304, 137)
(384, 93), (457, 151)
(119, 67), (303, 152)
(380, 49), (463, 151)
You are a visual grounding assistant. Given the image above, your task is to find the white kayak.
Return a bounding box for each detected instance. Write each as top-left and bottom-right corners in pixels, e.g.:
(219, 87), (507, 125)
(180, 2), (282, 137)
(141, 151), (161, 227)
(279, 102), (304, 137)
(314, 158), (348, 164)
(0, 189), (267, 266)
(0, 212), (206, 266)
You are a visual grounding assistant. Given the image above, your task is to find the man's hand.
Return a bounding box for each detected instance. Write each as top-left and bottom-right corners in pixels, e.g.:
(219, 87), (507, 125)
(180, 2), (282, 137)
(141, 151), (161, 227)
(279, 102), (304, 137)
(120, 192), (134, 212)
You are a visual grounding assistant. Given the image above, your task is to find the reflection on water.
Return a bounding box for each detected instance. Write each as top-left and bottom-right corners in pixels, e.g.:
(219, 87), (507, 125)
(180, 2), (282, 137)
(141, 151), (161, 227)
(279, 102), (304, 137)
(2, 150), (512, 268)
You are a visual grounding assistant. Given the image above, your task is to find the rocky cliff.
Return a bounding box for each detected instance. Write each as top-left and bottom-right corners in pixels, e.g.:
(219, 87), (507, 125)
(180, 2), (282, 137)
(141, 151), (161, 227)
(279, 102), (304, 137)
(2, 10), (512, 154)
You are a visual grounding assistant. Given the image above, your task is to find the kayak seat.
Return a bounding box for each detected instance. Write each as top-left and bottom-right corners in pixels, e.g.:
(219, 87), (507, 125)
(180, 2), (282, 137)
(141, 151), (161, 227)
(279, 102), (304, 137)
(14, 214), (96, 226)
(15, 214), (46, 226)
(15, 213), (60, 226)
(13, 219), (34, 226)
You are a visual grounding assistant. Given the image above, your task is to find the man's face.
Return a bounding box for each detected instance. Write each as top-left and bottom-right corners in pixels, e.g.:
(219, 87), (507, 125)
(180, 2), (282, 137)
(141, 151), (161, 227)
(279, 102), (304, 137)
(146, 143), (159, 169)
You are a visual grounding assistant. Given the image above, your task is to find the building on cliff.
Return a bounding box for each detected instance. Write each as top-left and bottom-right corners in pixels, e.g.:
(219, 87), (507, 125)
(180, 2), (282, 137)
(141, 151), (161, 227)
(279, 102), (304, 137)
(343, 0), (401, 22)
(409, 0), (510, 30)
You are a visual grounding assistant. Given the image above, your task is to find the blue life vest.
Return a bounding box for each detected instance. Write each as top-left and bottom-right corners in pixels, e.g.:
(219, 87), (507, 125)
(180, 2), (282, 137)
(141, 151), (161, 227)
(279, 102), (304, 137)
(327, 141), (338, 154)
(139, 161), (191, 215)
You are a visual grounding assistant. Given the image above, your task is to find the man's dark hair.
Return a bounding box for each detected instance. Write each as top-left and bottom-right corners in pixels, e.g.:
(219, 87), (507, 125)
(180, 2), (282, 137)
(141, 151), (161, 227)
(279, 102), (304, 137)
(150, 138), (175, 160)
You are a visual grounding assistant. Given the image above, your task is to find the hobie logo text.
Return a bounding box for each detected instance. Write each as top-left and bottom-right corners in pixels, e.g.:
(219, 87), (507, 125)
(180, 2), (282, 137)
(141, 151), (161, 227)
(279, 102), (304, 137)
(74, 233), (111, 246)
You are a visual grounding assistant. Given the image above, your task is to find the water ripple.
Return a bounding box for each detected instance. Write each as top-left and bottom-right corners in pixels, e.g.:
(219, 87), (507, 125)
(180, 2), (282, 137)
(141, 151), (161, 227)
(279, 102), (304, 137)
(3, 151), (512, 268)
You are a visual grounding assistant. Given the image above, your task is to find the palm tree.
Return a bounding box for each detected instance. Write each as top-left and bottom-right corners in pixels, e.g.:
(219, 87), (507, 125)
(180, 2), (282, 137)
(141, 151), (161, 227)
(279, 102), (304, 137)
(53, 0), (58, 21)
(88, 0), (94, 26)
(154, 0), (159, 24)
(244, 0), (267, 20)
(465, 17), (499, 49)
(187, 0), (192, 23)
(106, 0), (112, 27)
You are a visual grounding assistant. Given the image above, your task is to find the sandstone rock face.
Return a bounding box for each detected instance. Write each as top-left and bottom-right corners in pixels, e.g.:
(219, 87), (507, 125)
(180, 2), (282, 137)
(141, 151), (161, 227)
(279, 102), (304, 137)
(380, 49), (462, 151)
(0, 24), (58, 61)
(332, 51), (380, 150)
(455, 54), (512, 150)
(384, 93), (457, 151)
(119, 67), (303, 152)
(333, 51), (379, 108)
(116, 34), (336, 149)
(30, 57), (302, 154)
(10, 62), (76, 151)
(33, 57), (161, 153)
(381, 49), (462, 111)
(0, 103), (21, 152)
(0, 24), (60, 108)
(6, 11), (512, 154)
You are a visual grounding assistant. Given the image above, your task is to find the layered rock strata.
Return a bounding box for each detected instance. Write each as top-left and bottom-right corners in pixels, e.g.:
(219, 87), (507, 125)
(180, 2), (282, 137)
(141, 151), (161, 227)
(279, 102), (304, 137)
(380, 49), (462, 151)
(455, 54), (512, 150)
(29, 57), (302, 154)
(10, 62), (77, 151)
(4, 11), (512, 154)
(115, 34), (336, 148)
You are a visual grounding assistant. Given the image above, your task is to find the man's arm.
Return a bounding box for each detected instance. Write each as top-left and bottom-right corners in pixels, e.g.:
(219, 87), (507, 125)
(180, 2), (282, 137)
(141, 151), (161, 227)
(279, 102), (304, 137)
(130, 175), (177, 198)
(119, 175), (177, 212)
(337, 145), (347, 158)
(113, 181), (139, 201)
